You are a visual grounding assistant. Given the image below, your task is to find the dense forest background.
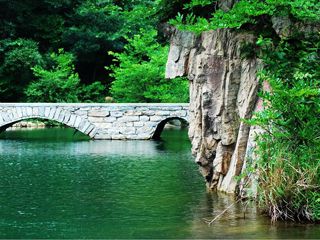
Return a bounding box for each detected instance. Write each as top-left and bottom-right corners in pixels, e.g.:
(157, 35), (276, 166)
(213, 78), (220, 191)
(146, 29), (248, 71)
(0, 0), (189, 103)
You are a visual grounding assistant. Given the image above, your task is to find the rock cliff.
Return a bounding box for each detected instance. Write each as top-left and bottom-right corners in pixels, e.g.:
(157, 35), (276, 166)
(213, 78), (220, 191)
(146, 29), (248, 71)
(166, 29), (260, 193)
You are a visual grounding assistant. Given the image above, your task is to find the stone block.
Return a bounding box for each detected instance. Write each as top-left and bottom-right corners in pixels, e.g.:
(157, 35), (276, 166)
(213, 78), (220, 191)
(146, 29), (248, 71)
(176, 110), (188, 117)
(32, 107), (39, 116)
(118, 116), (139, 122)
(79, 121), (91, 133)
(22, 107), (27, 117)
(77, 107), (91, 111)
(166, 106), (183, 111)
(107, 128), (120, 135)
(135, 107), (149, 111)
(53, 108), (62, 120)
(119, 127), (136, 135)
(88, 116), (105, 123)
(125, 135), (143, 140)
(84, 124), (95, 135)
(111, 134), (126, 140)
(134, 122), (144, 127)
(8, 112), (14, 120)
(12, 109), (19, 119)
(48, 108), (56, 119)
(124, 110), (142, 116)
(88, 110), (109, 117)
(126, 122), (133, 127)
(58, 110), (66, 122)
(135, 133), (152, 140)
(75, 110), (88, 116)
(140, 116), (149, 121)
(2, 113), (11, 122)
(68, 114), (76, 126)
(38, 107), (45, 117)
(145, 122), (158, 127)
(104, 117), (117, 122)
(89, 127), (98, 138)
(150, 116), (163, 122)
(26, 107), (32, 116)
(16, 108), (23, 118)
(44, 107), (50, 117)
(94, 133), (111, 139)
(74, 116), (82, 128)
(112, 122), (126, 128)
(136, 126), (154, 134)
(155, 111), (171, 116)
(143, 110), (155, 116)
(110, 111), (123, 117)
(63, 112), (71, 124)
(95, 122), (113, 129)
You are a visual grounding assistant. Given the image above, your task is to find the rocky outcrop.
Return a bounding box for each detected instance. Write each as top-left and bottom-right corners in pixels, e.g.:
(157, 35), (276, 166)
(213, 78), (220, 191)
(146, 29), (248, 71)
(166, 29), (260, 193)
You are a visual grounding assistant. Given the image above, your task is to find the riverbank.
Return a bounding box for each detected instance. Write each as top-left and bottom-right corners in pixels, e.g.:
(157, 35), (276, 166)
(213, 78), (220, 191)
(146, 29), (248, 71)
(10, 120), (46, 129)
(8, 120), (61, 129)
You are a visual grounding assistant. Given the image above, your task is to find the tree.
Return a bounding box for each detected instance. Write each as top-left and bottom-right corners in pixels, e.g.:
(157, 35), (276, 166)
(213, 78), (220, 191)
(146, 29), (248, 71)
(25, 49), (80, 102)
(0, 39), (43, 101)
(25, 49), (106, 103)
(109, 29), (188, 103)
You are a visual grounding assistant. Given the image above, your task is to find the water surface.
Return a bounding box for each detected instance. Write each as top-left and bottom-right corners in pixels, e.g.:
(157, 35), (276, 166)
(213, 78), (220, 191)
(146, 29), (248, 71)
(0, 128), (319, 238)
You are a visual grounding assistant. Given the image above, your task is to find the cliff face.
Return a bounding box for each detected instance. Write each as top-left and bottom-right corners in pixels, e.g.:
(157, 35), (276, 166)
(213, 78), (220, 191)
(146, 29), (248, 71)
(166, 29), (260, 193)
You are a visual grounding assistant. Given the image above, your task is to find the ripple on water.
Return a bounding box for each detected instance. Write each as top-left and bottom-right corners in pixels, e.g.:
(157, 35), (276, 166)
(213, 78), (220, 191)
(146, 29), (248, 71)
(0, 128), (319, 239)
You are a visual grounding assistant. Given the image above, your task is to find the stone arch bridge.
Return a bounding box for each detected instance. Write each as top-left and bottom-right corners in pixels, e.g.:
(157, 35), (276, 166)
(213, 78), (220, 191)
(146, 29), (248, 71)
(0, 103), (189, 140)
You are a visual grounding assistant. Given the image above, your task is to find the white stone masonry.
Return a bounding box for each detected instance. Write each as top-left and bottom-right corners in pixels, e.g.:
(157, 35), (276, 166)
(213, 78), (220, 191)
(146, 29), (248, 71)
(0, 103), (189, 140)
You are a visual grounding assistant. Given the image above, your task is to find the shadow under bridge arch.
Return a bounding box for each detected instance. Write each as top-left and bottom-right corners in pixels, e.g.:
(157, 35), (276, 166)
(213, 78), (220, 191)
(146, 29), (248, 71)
(152, 117), (189, 140)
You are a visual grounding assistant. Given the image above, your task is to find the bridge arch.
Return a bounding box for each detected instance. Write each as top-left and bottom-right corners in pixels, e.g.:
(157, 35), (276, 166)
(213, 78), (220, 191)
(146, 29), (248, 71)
(0, 107), (98, 138)
(152, 117), (189, 140)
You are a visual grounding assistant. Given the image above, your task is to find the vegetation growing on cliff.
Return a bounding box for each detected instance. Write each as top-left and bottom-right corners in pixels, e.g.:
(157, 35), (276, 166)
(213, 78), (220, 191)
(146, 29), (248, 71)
(171, 0), (320, 222)
(253, 37), (320, 222)
(170, 0), (319, 33)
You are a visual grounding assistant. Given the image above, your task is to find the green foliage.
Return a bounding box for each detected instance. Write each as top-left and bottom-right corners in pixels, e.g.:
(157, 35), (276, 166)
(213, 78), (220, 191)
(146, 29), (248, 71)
(248, 37), (320, 221)
(0, 39), (43, 101)
(78, 81), (106, 103)
(170, 0), (320, 33)
(26, 49), (80, 102)
(119, 0), (160, 38)
(62, 0), (123, 58)
(109, 29), (188, 103)
(25, 49), (106, 103)
(0, 0), (183, 102)
(184, 0), (213, 9)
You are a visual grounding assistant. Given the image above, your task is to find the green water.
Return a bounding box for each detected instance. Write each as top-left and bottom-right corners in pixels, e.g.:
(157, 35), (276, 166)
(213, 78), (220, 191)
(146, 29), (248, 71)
(0, 128), (319, 239)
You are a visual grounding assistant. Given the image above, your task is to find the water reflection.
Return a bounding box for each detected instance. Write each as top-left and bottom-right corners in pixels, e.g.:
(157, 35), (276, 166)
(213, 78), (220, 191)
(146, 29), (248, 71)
(0, 128), (319, 239)
(189, 191), (320, 239)
(0, 128), (189, 156)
